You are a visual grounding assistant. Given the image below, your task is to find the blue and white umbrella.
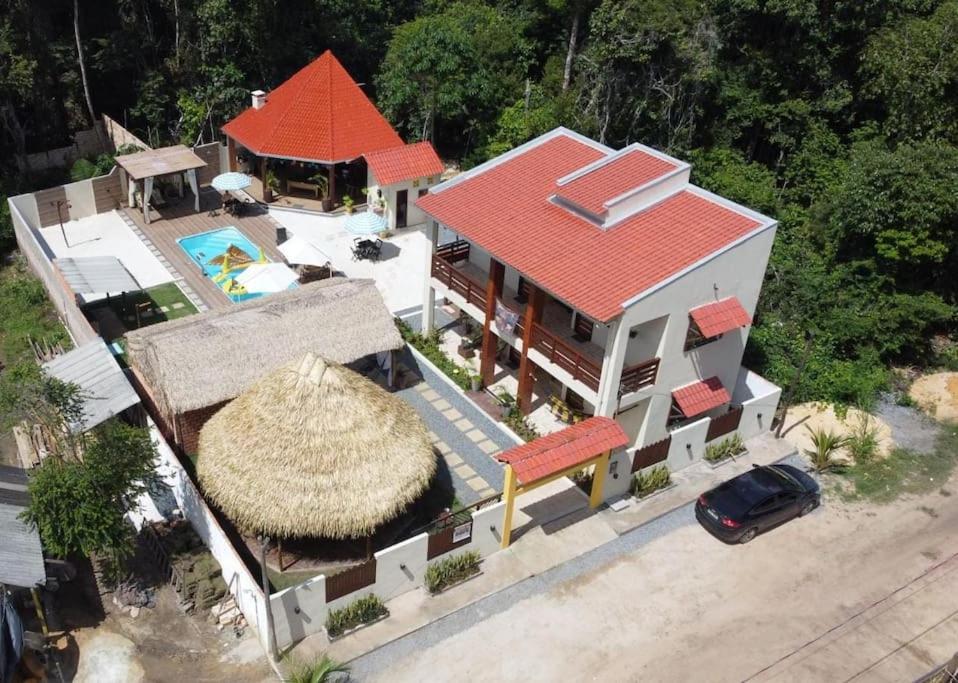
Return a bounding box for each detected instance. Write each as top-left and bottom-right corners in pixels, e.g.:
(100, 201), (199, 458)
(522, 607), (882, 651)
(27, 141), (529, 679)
(211, 172), (253, 193)
(344, 211), (387, 236)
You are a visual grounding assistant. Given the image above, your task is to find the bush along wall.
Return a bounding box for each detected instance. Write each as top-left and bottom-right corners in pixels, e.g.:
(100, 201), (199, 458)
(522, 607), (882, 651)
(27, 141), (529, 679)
(424, 550), (481, 594)
(704, 434), (746, 463)
(324, 594), (388, 639)
(631, 466), (671, 498)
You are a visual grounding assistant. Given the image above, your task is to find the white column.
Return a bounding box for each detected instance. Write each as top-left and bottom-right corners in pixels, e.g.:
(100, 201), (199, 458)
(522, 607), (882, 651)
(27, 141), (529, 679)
(421, 220), (439, 332)
(143, 176), (154, 224)
(187, 168), (200, 212)
(595, 318), (630, 417)
(175, 172), (184, 197)
(126, 172), (135, 208)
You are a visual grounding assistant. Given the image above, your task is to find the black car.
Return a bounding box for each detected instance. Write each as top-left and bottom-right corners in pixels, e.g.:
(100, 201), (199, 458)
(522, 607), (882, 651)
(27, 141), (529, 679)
(695, 464), (820, 543)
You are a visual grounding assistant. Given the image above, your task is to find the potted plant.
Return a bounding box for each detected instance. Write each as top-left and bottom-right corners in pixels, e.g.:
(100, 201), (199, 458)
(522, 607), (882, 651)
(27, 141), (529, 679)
(470, 371), (482, 392)
(495, 389), (516, 417)
(342, 195), (355, 214)
(264, 169), (280, 203)
(309, 172), (331, 211)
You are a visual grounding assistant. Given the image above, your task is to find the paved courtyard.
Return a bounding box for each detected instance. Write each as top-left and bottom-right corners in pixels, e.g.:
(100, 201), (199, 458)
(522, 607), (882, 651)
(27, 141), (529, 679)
(395, 347), (515, 504)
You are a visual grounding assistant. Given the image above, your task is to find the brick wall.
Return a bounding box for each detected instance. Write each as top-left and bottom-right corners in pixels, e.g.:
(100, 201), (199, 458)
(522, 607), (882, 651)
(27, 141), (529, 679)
(192, 142), (222, 187)
(92, 169), (124, 212)
(174, 402), (228, 454)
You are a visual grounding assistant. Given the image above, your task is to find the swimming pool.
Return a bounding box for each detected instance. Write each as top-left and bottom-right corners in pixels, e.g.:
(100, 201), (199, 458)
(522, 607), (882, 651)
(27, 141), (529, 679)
(177, 226), (291, 303)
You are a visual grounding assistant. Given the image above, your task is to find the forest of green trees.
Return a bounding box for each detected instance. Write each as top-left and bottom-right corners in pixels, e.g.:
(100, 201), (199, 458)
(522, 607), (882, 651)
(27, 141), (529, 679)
(1, 0), (956, 407)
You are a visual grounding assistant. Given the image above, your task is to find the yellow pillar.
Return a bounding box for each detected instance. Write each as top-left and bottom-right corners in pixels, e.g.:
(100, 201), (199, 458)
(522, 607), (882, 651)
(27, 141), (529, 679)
(589, 451), (611, 509)
(500, 464), (518, 549)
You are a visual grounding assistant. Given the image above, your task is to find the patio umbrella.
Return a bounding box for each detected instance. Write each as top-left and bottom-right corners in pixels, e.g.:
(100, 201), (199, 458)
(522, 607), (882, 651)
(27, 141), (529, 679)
(211, 172), (253, 193)
(344, 211), (387, 236)
(196, 353), (436, 539)
(278, 235), (332, 267)
(234, 262), (299, 293)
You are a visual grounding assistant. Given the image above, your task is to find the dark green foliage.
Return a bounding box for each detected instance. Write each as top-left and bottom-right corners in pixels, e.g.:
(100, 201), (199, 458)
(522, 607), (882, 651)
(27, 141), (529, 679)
(396, 318), (472, 391)
(424, 550), (481, 594)
(324, 594), (387, 638)
(22, 420), (159, 573)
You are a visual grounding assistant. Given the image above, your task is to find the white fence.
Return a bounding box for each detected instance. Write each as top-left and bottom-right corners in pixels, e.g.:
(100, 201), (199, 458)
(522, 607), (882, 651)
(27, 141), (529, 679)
(148, 419), (271, 650)
(268, 501), (507, 648)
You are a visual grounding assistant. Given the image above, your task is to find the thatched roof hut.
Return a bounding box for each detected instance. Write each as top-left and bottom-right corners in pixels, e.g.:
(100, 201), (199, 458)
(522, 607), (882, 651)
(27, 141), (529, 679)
(126, 278), (402, 417)
(197, 353), (436, 539)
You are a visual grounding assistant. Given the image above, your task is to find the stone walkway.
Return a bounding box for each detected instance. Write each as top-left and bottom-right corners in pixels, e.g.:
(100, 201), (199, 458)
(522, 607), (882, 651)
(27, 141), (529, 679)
(394, 347), (516, 504)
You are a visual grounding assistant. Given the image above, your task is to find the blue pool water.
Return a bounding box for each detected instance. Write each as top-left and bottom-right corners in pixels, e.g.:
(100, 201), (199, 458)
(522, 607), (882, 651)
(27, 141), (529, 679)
(177, 226), (291, 303)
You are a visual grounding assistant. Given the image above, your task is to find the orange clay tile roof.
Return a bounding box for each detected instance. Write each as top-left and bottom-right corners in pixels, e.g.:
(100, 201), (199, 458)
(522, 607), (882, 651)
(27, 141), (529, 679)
(555, 146), (679, 216)
(364, 141), (444, 186)
(689, 297), (752, 338)
(222, 50), (403, 163)
(672, 377), (730, 418)
(495, 416), (628, 485)
(417, 130), (769, 323)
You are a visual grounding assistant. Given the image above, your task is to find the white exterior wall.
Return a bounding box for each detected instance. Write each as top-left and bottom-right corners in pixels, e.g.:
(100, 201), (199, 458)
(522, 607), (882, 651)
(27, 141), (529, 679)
(617, 225), (778, 448)
(264, 500), (509, 649)
(366, 169), (440, 231)
(733, 368), (782, 441)
(149, 420), (271, 651)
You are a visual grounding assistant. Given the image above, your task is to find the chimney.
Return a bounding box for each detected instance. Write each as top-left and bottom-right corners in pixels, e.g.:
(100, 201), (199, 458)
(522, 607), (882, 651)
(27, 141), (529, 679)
(251, 90), (267, 110)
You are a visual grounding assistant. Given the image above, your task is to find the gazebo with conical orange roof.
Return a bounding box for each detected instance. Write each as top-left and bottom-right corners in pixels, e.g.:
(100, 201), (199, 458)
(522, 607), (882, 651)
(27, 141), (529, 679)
(222, 50), (403, 209)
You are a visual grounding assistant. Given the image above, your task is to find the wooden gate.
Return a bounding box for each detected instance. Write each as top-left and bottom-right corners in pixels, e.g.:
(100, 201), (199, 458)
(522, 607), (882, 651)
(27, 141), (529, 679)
(325, 558), (377, 603)
(427, 518), (474, 559)
(631, 436), (672, 472)
(706, 406), (744, 441)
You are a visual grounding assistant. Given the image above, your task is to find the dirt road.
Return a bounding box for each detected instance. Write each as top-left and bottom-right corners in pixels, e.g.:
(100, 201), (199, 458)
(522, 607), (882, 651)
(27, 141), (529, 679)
(367, 470), (958, 682)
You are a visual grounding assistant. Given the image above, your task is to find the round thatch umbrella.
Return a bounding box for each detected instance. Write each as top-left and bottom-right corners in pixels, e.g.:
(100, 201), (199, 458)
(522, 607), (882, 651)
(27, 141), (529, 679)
(197, 352), (436, 541)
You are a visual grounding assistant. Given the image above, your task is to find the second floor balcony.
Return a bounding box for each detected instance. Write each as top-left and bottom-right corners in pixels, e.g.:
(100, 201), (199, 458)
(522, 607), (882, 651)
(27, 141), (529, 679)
(431, 240), (660, 396)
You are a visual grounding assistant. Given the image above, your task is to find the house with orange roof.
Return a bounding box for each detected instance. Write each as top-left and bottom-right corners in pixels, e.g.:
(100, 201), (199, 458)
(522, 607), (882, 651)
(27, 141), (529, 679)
(222, 50), (443, 226)
(417, 127), (783, 487)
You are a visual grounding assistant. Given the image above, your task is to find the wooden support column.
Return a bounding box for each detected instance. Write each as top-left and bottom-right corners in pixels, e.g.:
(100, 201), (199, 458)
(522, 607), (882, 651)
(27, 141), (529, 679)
(260, 157), (272, 202)
(500, 464), (518, 549)
(479, 259), (505, 386)
(517, 285), (546, 413)
(327, 163), (336, 206)
(227, 136), (237, 172)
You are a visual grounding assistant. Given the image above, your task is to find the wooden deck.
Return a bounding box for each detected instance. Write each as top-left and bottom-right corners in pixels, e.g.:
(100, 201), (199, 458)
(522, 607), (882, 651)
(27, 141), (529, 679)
(122, 189), (286, 310)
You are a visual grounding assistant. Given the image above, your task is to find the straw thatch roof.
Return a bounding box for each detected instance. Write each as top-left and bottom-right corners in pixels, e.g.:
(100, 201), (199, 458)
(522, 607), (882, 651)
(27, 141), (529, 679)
(126, 278), (402, 415)
(197, 353), (436, 539)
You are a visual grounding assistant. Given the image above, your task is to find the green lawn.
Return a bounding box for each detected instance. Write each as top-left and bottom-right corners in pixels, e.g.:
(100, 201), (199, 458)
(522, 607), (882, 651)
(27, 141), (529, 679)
(0, 257), (70, 367)
(834, 425), (958, 503)
(105, 282), (197, 328)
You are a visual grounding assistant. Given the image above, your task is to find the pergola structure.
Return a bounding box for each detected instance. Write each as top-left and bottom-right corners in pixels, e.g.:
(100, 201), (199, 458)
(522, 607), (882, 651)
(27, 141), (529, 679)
(115, 144), (207, 223)
(495, 416), (628, 548)
(221, 50), (403, 208)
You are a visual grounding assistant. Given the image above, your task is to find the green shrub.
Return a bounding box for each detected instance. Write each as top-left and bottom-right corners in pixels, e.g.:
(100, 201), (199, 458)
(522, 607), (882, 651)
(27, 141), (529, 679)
(396, 318), (472, 391)
(631, 466), (671, 498)
(846, 413), (880, 464)
(804, 425), (850, 472)
(704, 433), (746, 462)
(504, 406), (539, 442)
(424, 550), (481, 594)
(324, 594), (387, 638)
(286, 654), (348, 683)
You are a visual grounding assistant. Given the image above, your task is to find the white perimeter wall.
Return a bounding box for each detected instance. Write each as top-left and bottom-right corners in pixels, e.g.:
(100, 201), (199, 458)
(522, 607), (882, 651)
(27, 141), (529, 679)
(268, 501), (507, 649)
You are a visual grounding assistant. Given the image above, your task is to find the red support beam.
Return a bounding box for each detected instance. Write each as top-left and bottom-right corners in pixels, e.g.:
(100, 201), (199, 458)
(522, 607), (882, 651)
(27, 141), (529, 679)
(517, 285), (545, 413)
(479, 259), (505, 385)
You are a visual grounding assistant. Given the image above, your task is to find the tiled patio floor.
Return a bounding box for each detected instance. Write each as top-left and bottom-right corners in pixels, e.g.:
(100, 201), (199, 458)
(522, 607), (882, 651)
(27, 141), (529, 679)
(393, 347), (516, 504)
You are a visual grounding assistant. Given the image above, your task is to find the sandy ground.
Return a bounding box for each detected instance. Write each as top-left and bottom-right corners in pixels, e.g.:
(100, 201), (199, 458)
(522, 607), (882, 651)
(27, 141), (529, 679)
(59, 578), (273, 683)
(371, 463), (958, 682)
(910, 372), (958, 423)
(779, 402), (894, 461)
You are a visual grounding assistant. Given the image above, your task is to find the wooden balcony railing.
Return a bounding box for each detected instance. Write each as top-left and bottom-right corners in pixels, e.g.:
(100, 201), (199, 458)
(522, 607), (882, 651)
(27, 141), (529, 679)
(431, 253), (487, 309)
(530, 322), (602, 392)
(619, 357), (660, 395)
(435, 239), (471, 263)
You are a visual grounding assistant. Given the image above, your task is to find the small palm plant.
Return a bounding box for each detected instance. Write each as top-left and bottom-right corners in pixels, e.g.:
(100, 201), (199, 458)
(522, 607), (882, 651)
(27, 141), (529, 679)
(804, 424), (850, 472)
(286, 654), (349, 683)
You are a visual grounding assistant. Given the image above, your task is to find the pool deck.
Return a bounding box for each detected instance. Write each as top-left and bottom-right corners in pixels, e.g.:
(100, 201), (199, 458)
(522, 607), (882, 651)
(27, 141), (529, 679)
(121, 189), (285, 310)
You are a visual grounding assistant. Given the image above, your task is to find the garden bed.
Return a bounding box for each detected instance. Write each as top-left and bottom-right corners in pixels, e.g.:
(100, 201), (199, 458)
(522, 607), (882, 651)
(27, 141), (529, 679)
(424, 551), (481, 594)
(324, 594), (388, 640)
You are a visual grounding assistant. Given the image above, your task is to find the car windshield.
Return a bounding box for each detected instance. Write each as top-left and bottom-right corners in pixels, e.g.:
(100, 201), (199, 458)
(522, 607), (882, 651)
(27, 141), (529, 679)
(710, 468), (787, 515)
(765, 466), (802, 491)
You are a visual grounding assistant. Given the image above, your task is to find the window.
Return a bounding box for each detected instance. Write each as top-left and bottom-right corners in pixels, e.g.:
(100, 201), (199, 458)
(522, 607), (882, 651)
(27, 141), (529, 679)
(418, 188), (428, 199)
(684, 318), (723, 351)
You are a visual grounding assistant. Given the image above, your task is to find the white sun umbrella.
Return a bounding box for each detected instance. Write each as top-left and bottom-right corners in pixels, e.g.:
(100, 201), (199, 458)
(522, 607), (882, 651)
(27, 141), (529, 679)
(277, 235), (331, 267)
(234, 262), (299, 293)
(211, 172), (253, 193)
(344, 211), (387, 236)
